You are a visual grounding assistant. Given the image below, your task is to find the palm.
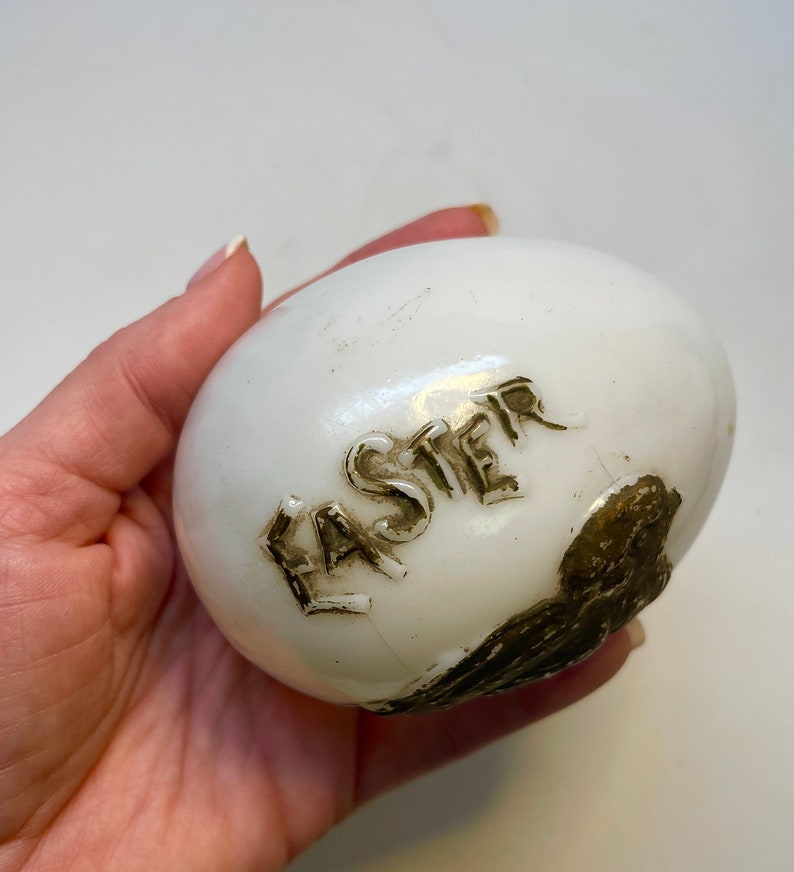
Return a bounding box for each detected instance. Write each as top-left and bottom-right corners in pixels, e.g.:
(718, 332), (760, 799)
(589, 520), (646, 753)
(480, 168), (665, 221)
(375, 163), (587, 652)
(3, 484), (357, 868)
(0, 212), (632, 871)
(80, 502), (363, 870)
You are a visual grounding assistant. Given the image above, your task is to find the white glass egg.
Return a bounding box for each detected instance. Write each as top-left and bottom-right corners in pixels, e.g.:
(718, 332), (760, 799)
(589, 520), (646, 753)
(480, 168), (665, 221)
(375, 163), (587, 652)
(173, 238), (735, 713)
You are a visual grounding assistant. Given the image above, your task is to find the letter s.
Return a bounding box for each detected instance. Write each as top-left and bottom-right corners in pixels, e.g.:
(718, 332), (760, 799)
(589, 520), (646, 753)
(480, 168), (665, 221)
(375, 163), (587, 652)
(345, 433), (431, 543)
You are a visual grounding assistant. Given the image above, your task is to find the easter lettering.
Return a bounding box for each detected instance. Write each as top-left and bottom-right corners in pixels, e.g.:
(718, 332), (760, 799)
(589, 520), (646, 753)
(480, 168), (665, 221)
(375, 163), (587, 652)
(259, 377), (566, 615)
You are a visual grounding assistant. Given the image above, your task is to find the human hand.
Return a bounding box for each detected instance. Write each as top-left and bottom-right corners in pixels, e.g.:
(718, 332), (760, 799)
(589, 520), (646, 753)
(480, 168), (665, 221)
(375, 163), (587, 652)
(0, 207), (639, 871)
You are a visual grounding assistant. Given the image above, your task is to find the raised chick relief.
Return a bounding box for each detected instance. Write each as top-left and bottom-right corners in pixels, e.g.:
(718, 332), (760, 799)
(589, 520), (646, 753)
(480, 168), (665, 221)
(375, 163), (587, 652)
(173, 237), (735, 713)
(379, 473), (681, 713)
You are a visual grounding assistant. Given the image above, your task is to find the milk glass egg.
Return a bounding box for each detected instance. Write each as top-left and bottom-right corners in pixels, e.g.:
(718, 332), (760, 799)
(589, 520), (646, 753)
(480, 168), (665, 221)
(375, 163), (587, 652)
(173, 238), (735, 713)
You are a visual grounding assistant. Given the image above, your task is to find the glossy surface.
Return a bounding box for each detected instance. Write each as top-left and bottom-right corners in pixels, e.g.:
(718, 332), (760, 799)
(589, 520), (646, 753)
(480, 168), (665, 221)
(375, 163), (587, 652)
(173, 238), (735, 710)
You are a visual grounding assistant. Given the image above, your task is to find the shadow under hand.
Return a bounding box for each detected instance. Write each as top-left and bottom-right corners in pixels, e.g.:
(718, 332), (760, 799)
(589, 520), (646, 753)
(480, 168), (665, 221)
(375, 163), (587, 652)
(288, 739), (510, 871)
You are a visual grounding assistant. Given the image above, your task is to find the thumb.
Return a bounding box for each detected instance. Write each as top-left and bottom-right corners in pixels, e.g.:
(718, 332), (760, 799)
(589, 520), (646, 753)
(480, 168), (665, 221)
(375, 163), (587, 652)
(1, 238), (262, 504)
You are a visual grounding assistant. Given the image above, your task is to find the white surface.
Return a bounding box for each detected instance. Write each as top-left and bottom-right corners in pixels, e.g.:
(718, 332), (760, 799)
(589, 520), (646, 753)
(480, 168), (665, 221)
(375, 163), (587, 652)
(1, 2), (792, 870)
(174, 237), (734, 708)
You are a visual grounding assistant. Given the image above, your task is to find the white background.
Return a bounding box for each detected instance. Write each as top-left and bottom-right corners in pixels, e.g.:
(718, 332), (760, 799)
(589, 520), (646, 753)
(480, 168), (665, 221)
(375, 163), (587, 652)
(1, 2), (792, 870)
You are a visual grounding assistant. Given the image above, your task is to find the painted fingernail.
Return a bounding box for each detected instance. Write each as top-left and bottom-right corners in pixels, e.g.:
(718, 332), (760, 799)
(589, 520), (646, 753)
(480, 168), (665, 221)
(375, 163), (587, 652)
(467, 203), (500, 236)
(188, 235), (248, 287)
(625, 617), (646, 651)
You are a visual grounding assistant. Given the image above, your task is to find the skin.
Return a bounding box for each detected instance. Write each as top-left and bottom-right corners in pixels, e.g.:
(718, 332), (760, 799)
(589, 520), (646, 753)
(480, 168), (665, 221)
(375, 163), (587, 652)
(0, 208), (632, 871)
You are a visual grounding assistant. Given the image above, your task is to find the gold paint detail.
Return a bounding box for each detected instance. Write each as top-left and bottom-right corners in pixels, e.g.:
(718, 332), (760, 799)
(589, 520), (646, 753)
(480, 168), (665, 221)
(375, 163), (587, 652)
(455, 413), (520, 505)
(471, 376), (567, 443)
(374, 474), (681, 714)
(398, 419), (466, 500)
(345, 434), (431, 542)
(259, 375), (569, 613)
(258, 500), (373, 615)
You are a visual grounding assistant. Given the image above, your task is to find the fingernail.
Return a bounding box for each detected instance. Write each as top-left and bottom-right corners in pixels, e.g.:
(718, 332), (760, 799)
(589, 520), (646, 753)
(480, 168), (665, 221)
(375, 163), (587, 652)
(188, 235), (248, 287)
(467, 203), (500, 236)
(625, 617), (646, 651)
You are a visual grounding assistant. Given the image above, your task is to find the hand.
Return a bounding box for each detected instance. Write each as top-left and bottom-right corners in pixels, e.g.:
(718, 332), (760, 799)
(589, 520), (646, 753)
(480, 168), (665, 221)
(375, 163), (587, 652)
(0, 207), (638, 871)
